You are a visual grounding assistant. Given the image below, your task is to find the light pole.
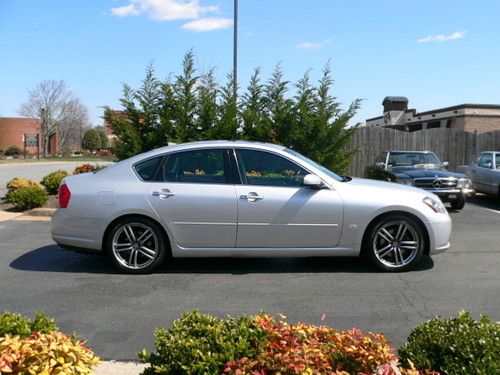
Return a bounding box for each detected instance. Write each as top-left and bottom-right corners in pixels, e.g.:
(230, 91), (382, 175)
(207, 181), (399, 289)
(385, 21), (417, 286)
(233, 0), (238, 99)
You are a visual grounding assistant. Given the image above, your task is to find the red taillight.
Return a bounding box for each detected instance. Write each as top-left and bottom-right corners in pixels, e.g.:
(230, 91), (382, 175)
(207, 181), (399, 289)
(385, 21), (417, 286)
(58, 184), (71, 208)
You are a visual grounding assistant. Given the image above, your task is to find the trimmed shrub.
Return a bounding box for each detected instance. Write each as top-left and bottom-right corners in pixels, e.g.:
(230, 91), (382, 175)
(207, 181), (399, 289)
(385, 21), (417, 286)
(139, 310), (267, 375)
(73, 163), (107, 174)
(0, 331), (99, 374)
(97, 149), (112, 156)
(363, 165), (397, 181)
(399, 311), (500, 375)
(0, 311), (57, 338)
(6, 177), (39, 194)
(140, 311), (435, 375)
(73, 163), (96, 174)
(41, 169), (68, 195)
(4, 145), (22, 156)
(225, 314), (405, 375)
(7, 185), (48, 210)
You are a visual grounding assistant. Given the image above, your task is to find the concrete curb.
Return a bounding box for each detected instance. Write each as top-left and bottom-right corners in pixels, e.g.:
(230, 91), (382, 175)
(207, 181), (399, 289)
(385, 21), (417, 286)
(0, 207), (55, 221)
(0, 210), (23, 222)
(93, 361), (147, 375)
(26, 207), (56, 217)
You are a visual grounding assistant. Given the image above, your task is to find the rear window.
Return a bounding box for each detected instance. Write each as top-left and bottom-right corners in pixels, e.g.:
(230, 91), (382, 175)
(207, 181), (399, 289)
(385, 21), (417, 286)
(134, 156), (162, 181)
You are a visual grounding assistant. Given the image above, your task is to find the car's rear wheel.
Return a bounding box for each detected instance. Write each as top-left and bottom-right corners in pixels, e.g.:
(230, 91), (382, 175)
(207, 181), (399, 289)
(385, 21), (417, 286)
(365, 214), (425, 272)
(450, 196), (465, 210)
(106, 217), (167, 274)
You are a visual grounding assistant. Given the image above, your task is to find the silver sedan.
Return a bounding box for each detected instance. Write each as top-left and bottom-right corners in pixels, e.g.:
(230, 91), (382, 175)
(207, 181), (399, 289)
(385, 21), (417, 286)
(51, 141), (451, 273)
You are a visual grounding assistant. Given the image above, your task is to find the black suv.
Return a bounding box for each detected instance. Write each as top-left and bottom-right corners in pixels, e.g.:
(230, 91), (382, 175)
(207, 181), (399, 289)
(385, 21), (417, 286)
(372, 150), (474, 210)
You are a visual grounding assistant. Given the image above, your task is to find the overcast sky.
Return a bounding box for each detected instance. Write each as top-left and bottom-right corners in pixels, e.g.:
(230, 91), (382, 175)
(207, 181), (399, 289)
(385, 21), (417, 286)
(1, 0), (499, 126)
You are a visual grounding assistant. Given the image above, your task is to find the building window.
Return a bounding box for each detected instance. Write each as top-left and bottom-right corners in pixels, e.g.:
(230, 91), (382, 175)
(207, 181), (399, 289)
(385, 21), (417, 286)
(427, 121), (441, 129)
(409, 123), (422, 132)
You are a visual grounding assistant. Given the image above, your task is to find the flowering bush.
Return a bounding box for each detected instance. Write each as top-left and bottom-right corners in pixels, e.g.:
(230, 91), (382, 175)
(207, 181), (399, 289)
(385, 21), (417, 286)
(97, 149), (112, 156)
(72, 164), (96, 174)
(140, 311), (437, 375)
(224, 314), (430, 375)
(5, 178), (39, 195)
(0, 331), (99, 374)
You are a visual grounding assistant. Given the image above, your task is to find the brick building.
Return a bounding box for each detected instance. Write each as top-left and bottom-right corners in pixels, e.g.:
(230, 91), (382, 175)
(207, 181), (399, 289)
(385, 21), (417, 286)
(365, 97), (500, 133)
(0, 117), (58, 156)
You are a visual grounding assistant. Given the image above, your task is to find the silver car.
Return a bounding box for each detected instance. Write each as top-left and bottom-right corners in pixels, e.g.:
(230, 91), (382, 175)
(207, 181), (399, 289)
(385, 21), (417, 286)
(465, 151), (500, 197)
(51, 141), (451, 273)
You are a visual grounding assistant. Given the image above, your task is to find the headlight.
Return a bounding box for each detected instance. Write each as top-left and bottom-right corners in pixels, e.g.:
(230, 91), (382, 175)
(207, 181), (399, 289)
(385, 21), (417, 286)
(396, 178), (413, 186)
(456, 178), (471, 189)
(423, 196), (447, 214)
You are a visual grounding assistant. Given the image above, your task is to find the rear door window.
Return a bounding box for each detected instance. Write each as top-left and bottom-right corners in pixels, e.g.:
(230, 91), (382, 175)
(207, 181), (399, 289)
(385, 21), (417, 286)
(161, 149), (230, 184)
(134, 156), (162, 181)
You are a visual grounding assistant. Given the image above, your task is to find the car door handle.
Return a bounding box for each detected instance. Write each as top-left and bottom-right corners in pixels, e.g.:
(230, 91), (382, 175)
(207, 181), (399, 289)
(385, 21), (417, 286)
(152, 189), (175, 199)
(240, 192), (263, 202)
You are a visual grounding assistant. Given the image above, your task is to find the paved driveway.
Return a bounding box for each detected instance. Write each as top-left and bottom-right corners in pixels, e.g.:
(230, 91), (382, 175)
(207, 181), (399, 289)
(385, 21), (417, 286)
(0, 196), (498, 360)
(0, 161), (112, 197)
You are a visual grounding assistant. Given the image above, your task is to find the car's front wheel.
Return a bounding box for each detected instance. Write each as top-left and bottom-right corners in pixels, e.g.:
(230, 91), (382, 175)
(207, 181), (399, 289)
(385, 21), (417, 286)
(105, 217), (167, 274)
(450, 196), (465, 210)
(364, 214), (425, 272)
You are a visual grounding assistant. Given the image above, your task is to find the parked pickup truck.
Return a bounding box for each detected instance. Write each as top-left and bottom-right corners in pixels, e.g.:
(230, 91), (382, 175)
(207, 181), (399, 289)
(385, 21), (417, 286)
(372, 150), (474, 210)
(457, 151), (500, 197)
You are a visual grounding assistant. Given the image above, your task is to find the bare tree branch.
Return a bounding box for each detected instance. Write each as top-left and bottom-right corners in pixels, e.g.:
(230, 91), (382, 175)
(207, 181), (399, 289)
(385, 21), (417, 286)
(19, 80), (90, 156)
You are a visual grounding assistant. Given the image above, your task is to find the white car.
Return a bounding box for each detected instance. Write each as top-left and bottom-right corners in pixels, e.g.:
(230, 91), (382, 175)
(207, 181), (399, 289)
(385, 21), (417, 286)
(51, 141), (451, 273)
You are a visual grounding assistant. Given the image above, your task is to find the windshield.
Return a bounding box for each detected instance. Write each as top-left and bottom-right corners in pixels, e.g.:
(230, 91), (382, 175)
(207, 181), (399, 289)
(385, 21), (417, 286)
(388, 152), (442, 167)
(284, 148), (343, 182)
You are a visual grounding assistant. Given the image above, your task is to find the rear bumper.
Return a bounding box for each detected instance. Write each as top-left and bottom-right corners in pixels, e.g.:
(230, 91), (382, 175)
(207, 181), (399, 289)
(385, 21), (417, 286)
(51, 209), (103, 251)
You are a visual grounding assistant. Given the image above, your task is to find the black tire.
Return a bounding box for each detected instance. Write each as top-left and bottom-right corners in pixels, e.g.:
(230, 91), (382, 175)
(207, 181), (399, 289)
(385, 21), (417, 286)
(105, 216), (168, 274)
(364, 214), (426, 272)
(450, 196), (465, 210)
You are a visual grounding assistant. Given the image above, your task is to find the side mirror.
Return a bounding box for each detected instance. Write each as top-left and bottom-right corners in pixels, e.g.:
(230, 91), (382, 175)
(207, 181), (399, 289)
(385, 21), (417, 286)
(375, 162), (385, 169)
(442, 161), (449, 169)
(302, 174), (323, 188)
(480, 162), (492, 169)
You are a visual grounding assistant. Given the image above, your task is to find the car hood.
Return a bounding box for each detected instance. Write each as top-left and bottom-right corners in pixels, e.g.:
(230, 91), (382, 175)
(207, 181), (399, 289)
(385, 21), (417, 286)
(342, 177), (427, 196)
(389, 168), (466, 179)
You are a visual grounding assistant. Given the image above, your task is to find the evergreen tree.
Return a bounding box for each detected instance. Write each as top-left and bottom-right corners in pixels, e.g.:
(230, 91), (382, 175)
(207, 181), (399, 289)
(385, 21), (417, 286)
(240, 68), (266, 141)
(263, 64), (294, 145)
(212, 73), (238, 140)
(196, 69), (218, 140)
(173, 50), (198, 142)
(107, 52), (361, 173)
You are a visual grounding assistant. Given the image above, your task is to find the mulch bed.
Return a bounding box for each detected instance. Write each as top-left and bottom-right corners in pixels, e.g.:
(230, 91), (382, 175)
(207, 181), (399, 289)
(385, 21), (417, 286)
(0, 195), (58, 213)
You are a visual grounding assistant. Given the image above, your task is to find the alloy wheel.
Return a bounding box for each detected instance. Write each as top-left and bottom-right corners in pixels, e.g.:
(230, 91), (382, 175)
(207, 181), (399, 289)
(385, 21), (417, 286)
(372, 220), (420, 268)
(112, 223), (159, 270)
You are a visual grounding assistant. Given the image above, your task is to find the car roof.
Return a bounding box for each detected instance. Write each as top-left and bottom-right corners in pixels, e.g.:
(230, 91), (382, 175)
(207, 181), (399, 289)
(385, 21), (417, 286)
(153, 140), (285, 153)
(125, 140), (287, 163)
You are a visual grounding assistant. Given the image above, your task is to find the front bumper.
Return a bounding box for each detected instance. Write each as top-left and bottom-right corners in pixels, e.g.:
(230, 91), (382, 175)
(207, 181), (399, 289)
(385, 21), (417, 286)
(424, 188), (474, 201)
(426, 217), (452, 255)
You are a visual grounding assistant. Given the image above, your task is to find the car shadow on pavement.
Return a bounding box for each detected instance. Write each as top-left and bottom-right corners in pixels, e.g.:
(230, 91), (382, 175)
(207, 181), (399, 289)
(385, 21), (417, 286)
(467, 194), (500, 211)
(10, 244), (434, 274)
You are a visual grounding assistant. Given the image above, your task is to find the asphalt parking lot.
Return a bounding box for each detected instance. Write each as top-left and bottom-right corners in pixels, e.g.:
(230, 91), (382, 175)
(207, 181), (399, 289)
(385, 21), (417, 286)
(0, 196), (499, 360)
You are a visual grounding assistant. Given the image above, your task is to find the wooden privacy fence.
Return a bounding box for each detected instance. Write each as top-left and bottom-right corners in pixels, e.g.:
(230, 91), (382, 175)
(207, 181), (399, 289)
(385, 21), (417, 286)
(346, 127), (500, 177)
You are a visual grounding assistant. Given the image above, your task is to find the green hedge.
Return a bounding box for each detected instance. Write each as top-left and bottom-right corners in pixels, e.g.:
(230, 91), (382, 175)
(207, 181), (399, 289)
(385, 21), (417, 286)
(41, 169), (68, 195)
(0, 311), (58, 338)
(399, 311), (500, 375)
(139, 310), (267, 375)
(7, 185), (48, 211)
